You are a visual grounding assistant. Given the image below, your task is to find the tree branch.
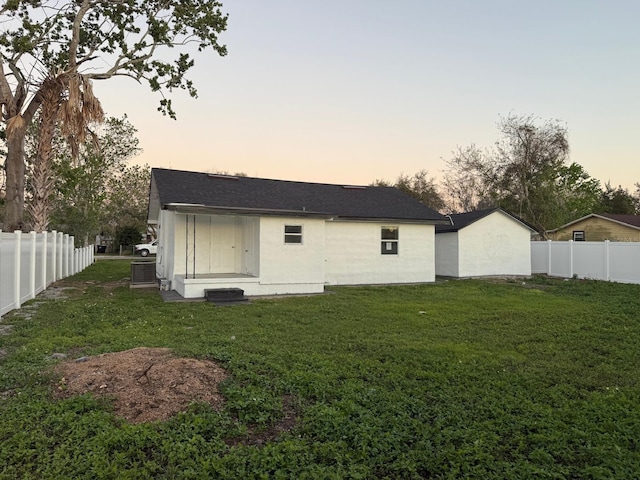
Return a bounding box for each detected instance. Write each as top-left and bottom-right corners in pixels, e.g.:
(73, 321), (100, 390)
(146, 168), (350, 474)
(69, 0), (92, 69)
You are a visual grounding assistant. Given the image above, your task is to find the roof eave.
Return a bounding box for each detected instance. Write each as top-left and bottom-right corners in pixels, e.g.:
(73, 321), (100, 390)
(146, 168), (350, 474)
(163, 203), (333, 218)
(332, 216), (449, 224)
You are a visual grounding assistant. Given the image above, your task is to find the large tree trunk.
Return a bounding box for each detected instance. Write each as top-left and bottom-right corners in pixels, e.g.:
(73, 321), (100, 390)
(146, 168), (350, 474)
(4, 118), (27, 231)
(28, 81), (61, 233)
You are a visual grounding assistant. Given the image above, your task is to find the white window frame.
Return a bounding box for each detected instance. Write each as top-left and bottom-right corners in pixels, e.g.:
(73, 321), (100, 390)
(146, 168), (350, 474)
(381, 226), (399, 255)
(284, 225), (303, 244)
(572, 230), (585, 242)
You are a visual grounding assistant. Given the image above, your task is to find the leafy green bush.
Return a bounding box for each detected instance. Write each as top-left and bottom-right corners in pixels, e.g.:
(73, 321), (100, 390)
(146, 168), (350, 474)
(115, 225), (142, 247)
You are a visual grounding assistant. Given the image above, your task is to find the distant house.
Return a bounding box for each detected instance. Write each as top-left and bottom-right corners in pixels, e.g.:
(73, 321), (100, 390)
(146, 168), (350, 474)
(435, 208), (535, 278)
(147, 168), (448, 298)
(547, 213), (640, 242)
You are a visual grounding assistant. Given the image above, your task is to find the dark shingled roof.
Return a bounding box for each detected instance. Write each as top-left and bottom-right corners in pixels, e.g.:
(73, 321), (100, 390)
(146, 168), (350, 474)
(436, 207), (535, 233)
(601, 213), (640, 228)
(151, 168), (447, 222)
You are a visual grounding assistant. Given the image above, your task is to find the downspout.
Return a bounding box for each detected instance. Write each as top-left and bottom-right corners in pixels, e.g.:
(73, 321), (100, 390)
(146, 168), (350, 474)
(193, 215), (196, 279)
(185, 215), (189, 279)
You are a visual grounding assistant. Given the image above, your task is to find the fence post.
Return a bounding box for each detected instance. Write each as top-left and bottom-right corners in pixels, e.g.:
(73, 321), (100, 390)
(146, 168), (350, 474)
(547, 240), (552, 275)
(29, 231), (36, 300)
(13, 230), (21, 310)
(62, 234), (68, 278)
(0, 230), (2, 291)
(68, 235), (73, 276)
(605, 240), (610, 281)
(70, 239), (74, 275)
(69, 236), (75, 275)
(41, 231), (48, 290)
(569, 240), (574, 278)
(51, 230), (57, 281)
(57, 231), (63, 280)
(68, 235), (73, 275)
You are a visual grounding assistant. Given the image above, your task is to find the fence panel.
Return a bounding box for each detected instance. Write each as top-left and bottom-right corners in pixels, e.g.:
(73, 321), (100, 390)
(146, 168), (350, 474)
(35, 233), (46, 295)
(46, 233), (55, 286)
(0, 232), (18, 316)
(548, 242), (572, 278)
(531, 242), (548, 273)
(0, 230), (94, 318)
(573, 242), (607, 280)
(609, 243), (640, 284)
(532, 240), (640, 285)
(19, 232), (34, 304)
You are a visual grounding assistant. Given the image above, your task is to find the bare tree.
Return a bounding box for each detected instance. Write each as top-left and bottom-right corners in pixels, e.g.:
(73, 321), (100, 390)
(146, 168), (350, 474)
(372, 170), (445, 211)
(440, 114), (598, 237)
(492, 114), (570, 231)
(441, 145), (495, 213)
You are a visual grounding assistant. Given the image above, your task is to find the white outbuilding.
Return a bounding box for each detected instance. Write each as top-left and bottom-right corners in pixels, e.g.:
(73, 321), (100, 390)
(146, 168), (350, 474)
(435, 208), (535, 278)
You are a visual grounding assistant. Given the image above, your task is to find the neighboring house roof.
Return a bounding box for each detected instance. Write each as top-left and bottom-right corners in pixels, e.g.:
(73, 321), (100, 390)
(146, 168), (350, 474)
(547, 213), (640, 233)
(149, 168), (447, 223)
(435, 207), (536, 234)
(600, 213), (640, 229)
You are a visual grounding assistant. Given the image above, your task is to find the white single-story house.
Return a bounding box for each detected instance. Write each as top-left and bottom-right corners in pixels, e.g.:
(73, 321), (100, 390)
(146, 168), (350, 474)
(435, 208), (535, 278)
(148, 168), (448, 298)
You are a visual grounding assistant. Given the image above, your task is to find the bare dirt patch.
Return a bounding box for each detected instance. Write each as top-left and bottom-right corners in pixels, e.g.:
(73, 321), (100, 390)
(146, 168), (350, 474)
(52, 347), (227, 424)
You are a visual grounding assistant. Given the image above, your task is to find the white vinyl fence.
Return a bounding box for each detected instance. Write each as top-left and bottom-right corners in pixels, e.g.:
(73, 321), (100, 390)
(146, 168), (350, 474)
(0, 230), (94, 317)
(532, 240), (640, 285)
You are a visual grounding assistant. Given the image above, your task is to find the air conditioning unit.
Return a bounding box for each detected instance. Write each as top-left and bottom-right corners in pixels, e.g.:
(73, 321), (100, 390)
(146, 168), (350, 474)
(131, 261), (156, 286)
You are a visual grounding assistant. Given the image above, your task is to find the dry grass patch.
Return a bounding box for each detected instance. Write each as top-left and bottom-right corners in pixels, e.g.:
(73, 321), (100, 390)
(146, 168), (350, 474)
(53, 347), (227, 423)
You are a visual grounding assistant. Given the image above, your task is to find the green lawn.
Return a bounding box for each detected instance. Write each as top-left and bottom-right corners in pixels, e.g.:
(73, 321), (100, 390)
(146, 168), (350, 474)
(1, 260), (639, 479)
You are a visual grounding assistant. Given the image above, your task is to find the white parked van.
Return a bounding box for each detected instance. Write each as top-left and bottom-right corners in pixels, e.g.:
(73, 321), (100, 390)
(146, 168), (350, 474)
(134, 240), (158, 257)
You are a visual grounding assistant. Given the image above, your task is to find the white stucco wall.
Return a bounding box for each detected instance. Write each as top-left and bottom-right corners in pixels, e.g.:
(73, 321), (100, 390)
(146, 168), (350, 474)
(434, 232), (459, 277)
(324, 221), (436, 285)
(457, 211), (532, 277)
(159, 212), (437, 296)
(258, 216), (326, 290)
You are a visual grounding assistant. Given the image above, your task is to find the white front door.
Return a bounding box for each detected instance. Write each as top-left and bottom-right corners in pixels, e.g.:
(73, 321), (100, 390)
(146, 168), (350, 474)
(210, 217), (236, 273)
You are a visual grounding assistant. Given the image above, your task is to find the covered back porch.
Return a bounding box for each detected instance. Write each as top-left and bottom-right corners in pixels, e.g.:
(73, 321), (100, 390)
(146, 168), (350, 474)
(170, 213), (260, 298)
(166, 212), (325, 298)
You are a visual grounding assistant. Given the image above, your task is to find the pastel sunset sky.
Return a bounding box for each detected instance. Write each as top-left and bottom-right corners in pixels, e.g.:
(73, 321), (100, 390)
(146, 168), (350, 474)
(95, 0), (640, 189)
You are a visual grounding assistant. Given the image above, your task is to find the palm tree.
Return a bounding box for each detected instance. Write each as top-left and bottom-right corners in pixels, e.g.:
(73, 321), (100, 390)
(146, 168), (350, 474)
(27, 71), (103, 232)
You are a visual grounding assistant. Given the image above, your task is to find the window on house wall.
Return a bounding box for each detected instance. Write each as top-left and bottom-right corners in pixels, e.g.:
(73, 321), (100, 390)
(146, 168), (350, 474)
(381, 226), (398, 254)
(284, 225), (303, 244)
(573, 230), (585, 241)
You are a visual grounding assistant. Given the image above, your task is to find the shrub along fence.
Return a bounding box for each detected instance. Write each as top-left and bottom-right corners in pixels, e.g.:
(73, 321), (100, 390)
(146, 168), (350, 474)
(532, 240), (640, 285)
(0, 230), (94, 317)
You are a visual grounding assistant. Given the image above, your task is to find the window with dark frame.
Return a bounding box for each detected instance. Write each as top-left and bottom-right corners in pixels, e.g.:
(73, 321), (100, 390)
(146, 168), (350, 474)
(573, 230), (585, 241)
(381, 226), (398, 255)
(284, 225), (303, 244)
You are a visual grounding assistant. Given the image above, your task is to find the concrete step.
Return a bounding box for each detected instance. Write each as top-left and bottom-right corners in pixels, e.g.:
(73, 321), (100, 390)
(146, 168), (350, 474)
(204, 288), (249, 306)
